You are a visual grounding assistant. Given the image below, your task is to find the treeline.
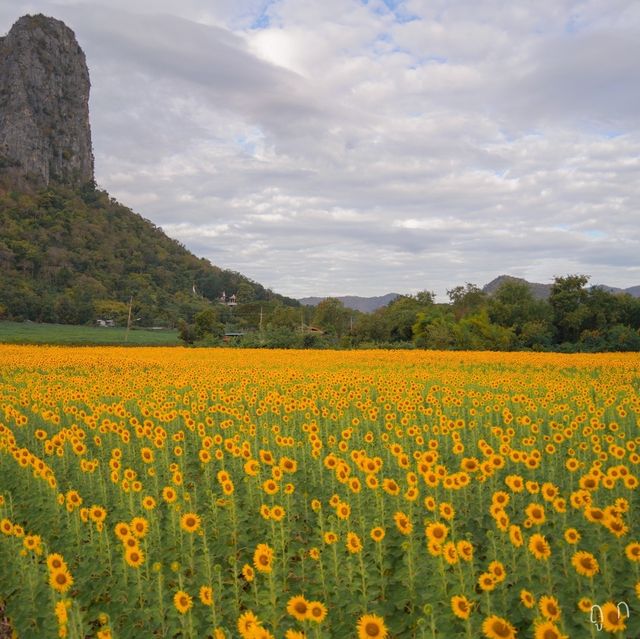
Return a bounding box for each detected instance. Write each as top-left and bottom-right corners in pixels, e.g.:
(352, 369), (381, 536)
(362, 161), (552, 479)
(185, 276), (640, 352)
(0, 183), (298, 326)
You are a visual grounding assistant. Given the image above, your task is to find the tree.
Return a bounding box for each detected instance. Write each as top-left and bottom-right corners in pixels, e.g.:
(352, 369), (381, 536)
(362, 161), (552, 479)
(488, 280), (552, 346)
(549, 275), (590, 343)
(313, 298), (350, 337)
(447, 283), (487, 320)
(194, 307), (224, 340)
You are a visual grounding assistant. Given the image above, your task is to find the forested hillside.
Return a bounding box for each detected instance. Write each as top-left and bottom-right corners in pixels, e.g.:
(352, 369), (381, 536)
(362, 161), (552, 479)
(0, 183), (298, 326)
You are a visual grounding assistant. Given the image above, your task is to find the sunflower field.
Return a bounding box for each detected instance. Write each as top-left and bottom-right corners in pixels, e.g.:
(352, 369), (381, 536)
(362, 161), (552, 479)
(0, 346), (639, 639)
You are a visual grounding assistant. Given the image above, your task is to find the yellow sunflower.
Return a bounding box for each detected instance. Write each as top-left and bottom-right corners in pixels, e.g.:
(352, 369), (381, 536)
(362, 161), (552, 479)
(287, 595), (310, 622)
(600, 601), (627, 633)
(481, 615), (516, 639)
(520, 589), (535, 609)
(571, 550), (599, 577)
(253, 543), (274, 573)
(173, 590), (193, 614)
(308, 601), (327, 623)
(451, 595), (472, 620)
(625, 541), (640, 562)
(539, 595), (561, 621)
(346, 532), (363, 554)
(49, 568), (74, 594)
(199, 585), (214, 606)
(528, 533), (551, 560)
(534, 620), (567, 639)
(124, 546), (145, 569)
(356, 613), (388, 639)
(370, 527), (385, 543)
(180, 512), (201, 533)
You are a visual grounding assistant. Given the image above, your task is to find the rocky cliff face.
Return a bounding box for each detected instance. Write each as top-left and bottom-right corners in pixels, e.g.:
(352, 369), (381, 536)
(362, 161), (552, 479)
(0, 14), (94, 189)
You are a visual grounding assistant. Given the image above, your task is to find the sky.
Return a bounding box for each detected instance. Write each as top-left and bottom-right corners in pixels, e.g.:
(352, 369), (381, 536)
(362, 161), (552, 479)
(2, 1), (639, 300)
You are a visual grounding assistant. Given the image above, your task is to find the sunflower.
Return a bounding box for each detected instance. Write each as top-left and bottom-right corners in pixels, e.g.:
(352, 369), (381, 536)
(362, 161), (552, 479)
(271, 505), (285, 522)
(625, 541), (640, 562)
(525, 503), (546, 525)
(382, 478), (400, 496)
(356, 613), (388, 639)
(238, 610), (261, 639)
(508, 525), (523, 548)
(199, 585), (214, 606)
(481, 615), (516, 639)
(173, 590), (193, 614)
(287, 595), (310, 621)
(451, 595), (472, 620)
(520, 589), (535, 608)
(528, 533), (551, 560)
(539, 595), (561, 621)
(571, 551), (599, 577)
(393, 511), (413, 535)
(162, 486), (177, 503)
(488, 561), (506, 582)
(534, 620), (567, 639)
(180, 512), (201, 533)
(604, 517), (628, 537)
(577, 597), (593, 613)
(563, 528), (580, 544)
(425, 522), (449, 543)
(0, 518), (13, 535)
(478, 573), (496, 592)
(114, 522), (131, 541)
(439, 502), (455, 520)
(456, 540), (474, 562)
(130, 516), (149, 539)
(242, 563), (255, 582)
(370, 527), (385, 543)
(308, 601), (327, 623)
(49, 568), (74, 594)
(336, 503), (351, 520)
(124, 546), (144, 568)
(347, 532), (363, 554)
(600, 601), (626, 632)
(323, 531), (338, 545)
(253, 543), (274, 573)
(427, 540), (443, 556)
(443, 542), (459, 565)
(47, 553), (67, 572)
(89, 506), (107, 524)
(285, 630), (306, 639)
(142, 496), (156, 511)
(263, 479), (279, 495)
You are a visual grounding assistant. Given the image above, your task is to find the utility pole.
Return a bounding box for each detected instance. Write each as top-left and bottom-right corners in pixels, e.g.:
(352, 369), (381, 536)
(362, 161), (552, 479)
(124, 296), (133, 343)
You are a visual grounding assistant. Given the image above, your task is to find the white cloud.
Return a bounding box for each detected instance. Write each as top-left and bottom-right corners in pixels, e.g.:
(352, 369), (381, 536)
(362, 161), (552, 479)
(1, 0), (639, 299)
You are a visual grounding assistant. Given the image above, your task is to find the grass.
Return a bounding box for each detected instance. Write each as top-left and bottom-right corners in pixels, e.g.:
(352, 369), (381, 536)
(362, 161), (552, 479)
(0, 321), (179, 346)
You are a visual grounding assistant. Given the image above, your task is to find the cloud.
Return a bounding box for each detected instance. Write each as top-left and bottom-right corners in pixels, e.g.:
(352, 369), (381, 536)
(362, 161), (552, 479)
(1, 0), (639, 299)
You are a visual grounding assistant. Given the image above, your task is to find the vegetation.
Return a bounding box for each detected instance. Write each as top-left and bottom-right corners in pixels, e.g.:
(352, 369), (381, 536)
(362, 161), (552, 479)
(0, 182), (298, 328)
(0, 321), (178, 346)
(1, 183), (638, 352)
(1, 346), (638, 638)
(184, 277), (640, 352)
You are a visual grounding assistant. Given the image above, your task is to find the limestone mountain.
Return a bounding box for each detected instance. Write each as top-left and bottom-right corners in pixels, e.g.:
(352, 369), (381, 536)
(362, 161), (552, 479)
(0, 14), (93, 189)
(0, 15), (297, 326)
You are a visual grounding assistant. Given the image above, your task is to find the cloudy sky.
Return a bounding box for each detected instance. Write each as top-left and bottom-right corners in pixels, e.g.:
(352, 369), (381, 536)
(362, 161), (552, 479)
(2, 1), (639, 299)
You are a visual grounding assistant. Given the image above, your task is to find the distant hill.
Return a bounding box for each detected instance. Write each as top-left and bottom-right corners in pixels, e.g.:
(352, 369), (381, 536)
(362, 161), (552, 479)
(299, 293), (400, 313)
(483, 275), (640, 299)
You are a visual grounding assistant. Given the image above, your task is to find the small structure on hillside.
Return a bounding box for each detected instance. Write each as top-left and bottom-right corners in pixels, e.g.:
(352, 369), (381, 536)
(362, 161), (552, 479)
(219, 291), (237, 306)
